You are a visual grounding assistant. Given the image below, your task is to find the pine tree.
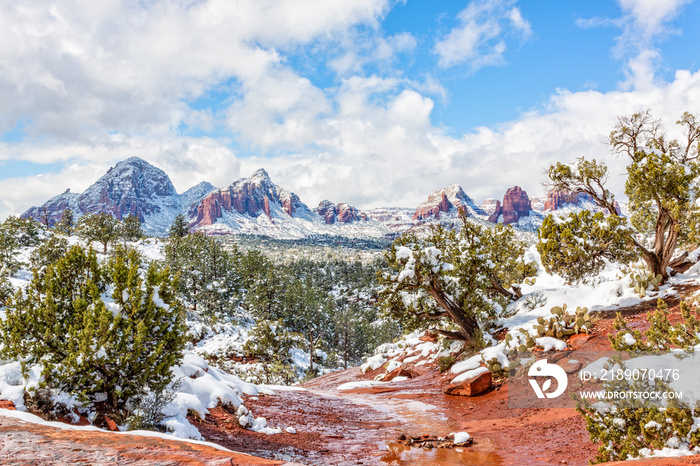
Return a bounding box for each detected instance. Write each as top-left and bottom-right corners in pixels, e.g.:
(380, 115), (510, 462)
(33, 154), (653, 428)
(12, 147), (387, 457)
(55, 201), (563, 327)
(243, 319), (298, 384)
(0, 245), (186, 421)
(169, 214), (189, 238)
(164, 233), (240, 316)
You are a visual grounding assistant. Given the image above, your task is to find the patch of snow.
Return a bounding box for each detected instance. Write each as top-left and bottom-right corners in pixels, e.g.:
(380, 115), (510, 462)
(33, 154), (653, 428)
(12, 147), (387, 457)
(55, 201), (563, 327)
(451, 366), (489, 384)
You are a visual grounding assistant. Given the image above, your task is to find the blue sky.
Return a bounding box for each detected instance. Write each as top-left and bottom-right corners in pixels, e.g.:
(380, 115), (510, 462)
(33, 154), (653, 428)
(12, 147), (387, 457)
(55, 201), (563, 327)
(1, 0), (700, 218)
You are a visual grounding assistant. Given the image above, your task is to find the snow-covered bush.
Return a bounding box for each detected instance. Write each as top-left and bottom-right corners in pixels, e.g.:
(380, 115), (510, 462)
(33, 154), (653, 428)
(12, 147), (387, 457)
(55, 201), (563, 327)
(504, 304), (591, 354)
(609, 299), (700, 351)
(581, 299), (700, 462)
(0, 244), (186, 424)
(577, 358), (700, 463)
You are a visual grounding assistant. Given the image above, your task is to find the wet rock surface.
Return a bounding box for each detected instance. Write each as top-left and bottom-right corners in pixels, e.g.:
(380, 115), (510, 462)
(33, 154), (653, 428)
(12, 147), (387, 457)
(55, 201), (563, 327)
(0, 414), (285, 465)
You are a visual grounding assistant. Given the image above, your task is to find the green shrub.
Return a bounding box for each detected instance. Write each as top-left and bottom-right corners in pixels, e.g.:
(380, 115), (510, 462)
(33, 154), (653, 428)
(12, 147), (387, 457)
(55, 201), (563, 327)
(0, 245), (186, 420)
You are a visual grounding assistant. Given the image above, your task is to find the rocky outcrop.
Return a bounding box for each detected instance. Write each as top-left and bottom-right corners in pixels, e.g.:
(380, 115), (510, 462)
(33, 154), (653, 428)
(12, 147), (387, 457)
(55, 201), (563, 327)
(413, 184), (484, 221)
(543, 190), (586, 211)
(543, 189), (622, 215)
(191, 169), (313, 227)
(480, 198), (500, 215)
(315, 200), (368, 224)
(0, 414), (284, 465)
(488, 186), (532, 224)
(444, 370), (492, 396)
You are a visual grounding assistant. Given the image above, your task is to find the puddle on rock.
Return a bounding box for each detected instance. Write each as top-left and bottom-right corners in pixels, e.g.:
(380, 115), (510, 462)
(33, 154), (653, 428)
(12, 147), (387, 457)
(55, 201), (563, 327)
(379, 441), (503, 465)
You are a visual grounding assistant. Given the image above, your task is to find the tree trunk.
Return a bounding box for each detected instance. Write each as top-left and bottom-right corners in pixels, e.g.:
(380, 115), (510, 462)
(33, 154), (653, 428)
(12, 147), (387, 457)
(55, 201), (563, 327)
(308, 329), (314, 372)
(427, 280), (480, 342)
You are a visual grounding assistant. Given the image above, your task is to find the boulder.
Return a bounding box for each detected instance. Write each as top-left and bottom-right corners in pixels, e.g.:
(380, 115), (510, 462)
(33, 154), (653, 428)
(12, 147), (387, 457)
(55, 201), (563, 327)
(444, 370), (492, 396)
(0, 400), (16, 410)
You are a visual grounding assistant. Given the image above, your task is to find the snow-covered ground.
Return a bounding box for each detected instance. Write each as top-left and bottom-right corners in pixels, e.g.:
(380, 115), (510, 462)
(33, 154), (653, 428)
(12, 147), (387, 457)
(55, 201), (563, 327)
(0, 235), (304, 441)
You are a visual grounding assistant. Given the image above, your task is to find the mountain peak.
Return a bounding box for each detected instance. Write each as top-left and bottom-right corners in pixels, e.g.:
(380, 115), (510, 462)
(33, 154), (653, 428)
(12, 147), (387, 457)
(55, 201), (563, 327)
(413, 184), (484, 221)
(250, 168), (271, 181)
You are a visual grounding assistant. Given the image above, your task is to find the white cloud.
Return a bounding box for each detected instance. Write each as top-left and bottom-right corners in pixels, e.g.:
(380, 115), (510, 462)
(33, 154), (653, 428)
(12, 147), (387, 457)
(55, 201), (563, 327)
(433, 0), (532, 70)
(3, 68), (700, 220)
(2, 0), (700, 224)
(0, 0), (391, 141)
(578, 0), (693, 89)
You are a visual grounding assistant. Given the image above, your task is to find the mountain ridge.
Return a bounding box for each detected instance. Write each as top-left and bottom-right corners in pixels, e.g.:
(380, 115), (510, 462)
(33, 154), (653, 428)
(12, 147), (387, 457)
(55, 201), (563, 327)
(22, 156), (593, 238)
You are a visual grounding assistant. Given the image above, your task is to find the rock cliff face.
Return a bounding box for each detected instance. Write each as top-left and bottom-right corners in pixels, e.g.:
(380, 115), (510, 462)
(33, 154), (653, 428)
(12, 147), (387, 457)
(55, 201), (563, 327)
(543, 189), (622, 215)
(480, 198), (500, 215)
(543, 190), (586, 211)
(413, 184), (484, 221)
(488, 186), (532, 224)
(191, 169), (313, 227)
(315, 200), (368, 224)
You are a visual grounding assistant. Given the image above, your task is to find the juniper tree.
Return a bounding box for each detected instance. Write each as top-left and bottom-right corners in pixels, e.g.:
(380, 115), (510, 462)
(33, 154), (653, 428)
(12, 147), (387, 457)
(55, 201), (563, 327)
(77, 212), (120, 254)
(55, 209), (75, 236)
(119, 215), (144, 244)
(379, 213), (535, 343)
(164, 233), (240, 316)
(0, 245), (185, 419)
(540, 110), (700, 282)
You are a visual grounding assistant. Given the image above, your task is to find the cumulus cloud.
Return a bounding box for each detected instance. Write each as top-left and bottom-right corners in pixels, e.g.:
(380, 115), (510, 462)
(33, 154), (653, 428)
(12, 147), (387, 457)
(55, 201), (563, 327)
(578, 0), (693, 89)
(433, 0), (532, 70)
(1, 0), (700, 224)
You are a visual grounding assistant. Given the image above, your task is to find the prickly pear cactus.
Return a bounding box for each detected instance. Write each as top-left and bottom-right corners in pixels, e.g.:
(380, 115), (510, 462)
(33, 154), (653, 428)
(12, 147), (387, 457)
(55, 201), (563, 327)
(628, 271), (663, 298)
(534, 304), (591, 339)
(483, 356), (508, 377)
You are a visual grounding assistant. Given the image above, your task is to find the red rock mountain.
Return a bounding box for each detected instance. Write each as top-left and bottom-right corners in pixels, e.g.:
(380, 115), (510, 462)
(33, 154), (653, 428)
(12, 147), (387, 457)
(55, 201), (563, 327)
(22, 157), (215, 235)
(487, 186), (532, 224)
(413, 184), (484, 221)
(315, 200), (368, 224)
(543, 189), (621, 214)
(190, 169), (315, 227)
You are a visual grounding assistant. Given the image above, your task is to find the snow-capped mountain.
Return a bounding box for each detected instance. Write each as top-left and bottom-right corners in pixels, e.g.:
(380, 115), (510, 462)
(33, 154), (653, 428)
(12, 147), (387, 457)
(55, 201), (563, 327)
(22, 157), (204, 235)
(22, 157), (620, 239)
(412, 184), (485, 221)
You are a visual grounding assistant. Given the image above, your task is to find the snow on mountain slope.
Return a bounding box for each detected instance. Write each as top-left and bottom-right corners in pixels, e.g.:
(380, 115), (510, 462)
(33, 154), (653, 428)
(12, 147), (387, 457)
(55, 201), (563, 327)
(21, 157), (627, 240)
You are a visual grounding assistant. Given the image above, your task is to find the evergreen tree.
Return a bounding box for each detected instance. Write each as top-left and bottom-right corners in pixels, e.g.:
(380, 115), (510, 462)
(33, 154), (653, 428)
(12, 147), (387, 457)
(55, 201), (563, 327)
(243, 319), (298, 385)
(77, 213), (120, 254)
(282, 277), (332, 373)
(55, 209), (75, 236)
(30, 236), (69, 278)
(164, 233), (240, 316)
(119, 215), (144, 244)
(379, 213), (535, 343)
(169, 214), (189, 238)
(2, 215), (42, 247)
(541, 110), (700, 282)
(0, 245), (185, 420)
(537, 210), (637, 282)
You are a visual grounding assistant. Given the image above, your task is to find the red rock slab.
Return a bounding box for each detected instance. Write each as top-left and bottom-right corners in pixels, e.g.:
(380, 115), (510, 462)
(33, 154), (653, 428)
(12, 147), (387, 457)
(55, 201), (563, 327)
(0, 414), (286, 466)
(444, 370), (492, 396)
